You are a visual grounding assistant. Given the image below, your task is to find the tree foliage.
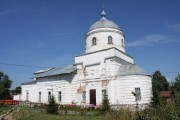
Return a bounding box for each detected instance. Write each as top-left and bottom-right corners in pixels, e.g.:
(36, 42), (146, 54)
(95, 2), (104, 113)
(11, 86), (21, 95)
(151, 71), (169, 106)
(152, 71), (169, 92)
(101, 95), (110, 115)
(174, 74), (180, 91)
(171, 74), (180, 93)
(46, 96), (58, 114)
(0, 71), (12, 100)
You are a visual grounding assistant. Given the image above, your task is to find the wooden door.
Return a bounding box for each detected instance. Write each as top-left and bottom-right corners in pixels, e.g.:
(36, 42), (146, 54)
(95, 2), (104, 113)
(90, 89), (96, 105)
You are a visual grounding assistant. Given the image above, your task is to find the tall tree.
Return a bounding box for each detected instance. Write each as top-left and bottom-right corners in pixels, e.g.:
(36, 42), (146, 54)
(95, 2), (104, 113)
(152, 71), (169, 92)
(0, 71), (12, 100)
(151, 71), (169, 106)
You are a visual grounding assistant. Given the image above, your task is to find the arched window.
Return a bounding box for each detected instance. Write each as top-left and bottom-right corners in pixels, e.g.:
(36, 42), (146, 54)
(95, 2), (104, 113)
(121, 39), (124, 47)
(92, 37), (96, 45)
(108, 36), (113, 44)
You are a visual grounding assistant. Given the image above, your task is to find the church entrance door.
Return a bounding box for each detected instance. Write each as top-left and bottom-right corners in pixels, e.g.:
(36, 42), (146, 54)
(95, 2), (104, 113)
(90, 89), (96, 106)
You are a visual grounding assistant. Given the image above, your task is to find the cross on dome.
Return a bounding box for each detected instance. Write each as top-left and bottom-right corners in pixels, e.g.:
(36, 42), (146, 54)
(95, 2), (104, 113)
(101, 4), (106, 20)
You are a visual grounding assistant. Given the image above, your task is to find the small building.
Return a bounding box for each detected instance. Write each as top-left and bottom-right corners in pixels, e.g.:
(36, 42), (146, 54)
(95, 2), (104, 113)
(19, 8), (152, 106)
(160, 91), (172, 98)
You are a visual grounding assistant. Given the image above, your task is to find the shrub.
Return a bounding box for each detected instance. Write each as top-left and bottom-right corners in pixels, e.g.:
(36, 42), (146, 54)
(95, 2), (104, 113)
(100, 95), (110, 115)
(46, 96), (58, 114)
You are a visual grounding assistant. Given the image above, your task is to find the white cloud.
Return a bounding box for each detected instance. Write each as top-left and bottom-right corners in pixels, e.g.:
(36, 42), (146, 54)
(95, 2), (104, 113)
(168, 23), (180, 34)
(126, 34), (180, 47)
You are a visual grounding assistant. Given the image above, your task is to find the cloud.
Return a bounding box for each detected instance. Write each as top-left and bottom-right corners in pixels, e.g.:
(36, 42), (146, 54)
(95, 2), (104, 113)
(168, 23), (180, 34)
(126, 34), (180, 47)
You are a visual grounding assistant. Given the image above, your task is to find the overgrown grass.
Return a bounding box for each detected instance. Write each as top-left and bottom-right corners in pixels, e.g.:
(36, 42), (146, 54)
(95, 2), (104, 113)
(12, 106), (101, 120)
(23, 114), (101, 120)
(103, 109), (137, 120)
(0, 104), (11, 116)
(11, 98), (180, 120)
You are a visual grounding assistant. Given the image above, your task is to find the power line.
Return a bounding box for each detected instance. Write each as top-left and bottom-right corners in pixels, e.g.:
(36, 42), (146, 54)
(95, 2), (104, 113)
(0, 62), (179, 74)
(0, 62), (52, 68)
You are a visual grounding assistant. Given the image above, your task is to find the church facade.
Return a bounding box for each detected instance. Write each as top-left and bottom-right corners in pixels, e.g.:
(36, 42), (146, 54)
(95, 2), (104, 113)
(19, 9), (152, 106)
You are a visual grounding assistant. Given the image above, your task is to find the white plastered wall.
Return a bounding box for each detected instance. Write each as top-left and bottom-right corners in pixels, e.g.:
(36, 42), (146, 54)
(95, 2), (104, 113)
(86, 28), (125, 53)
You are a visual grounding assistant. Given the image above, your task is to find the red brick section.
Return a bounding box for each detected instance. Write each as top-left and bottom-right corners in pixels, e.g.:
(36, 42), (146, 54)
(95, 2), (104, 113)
(160, 91), (172, 98)
(0, 100), (19, 105)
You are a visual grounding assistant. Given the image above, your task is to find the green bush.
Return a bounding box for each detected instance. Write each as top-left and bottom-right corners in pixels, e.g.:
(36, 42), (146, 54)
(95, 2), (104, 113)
(46, 96), (58, 114)
(100, 95), (110, 115)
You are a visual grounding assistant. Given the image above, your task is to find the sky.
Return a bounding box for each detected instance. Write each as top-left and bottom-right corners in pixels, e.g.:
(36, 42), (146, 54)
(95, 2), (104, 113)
(0, 0), (180, 88)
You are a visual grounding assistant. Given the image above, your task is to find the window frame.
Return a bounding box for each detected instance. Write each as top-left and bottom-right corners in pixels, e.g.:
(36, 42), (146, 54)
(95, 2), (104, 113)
(39, 92), (41, 103)
(26, 91), (29, 101)
(48, 91), (52, 101)
(92, 37), (97, 46)
(108, 36), (113, 44)
(102, 89), (107, 100)
(82, 91), (86, 102)
(121, 39), (124, 47)
(135, 88), (141, 101)
(58, 91), (62, 102)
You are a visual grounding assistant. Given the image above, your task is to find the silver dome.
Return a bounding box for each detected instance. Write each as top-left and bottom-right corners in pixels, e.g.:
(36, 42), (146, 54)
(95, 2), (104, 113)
(89, 9), (120, 31)
(117, 64), (148, 76)
(89, 19), (121, 31)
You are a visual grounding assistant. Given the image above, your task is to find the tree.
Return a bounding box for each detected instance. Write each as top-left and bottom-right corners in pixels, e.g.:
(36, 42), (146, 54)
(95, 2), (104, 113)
(151, 71), (169, 106)
(46, 96), (58, 114)
(169, 74), (180, 96)
(173, 74), (180, 92)
(11, 86), (21, 95)
(101, 95), (110, 115)
(152, 71), (169, 92)
(0, 71), (12, 100)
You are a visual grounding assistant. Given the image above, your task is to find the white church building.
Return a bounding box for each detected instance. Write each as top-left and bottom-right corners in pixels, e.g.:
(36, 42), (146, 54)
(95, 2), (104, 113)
(19, 8), (152, 106)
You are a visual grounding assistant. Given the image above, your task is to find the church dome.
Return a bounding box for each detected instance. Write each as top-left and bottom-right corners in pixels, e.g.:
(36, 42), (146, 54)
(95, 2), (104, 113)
(88, 9), (121, 32)
(117, 64), (148, 76)
(89, 19), (120, 31)
(85, 8), (125, 53)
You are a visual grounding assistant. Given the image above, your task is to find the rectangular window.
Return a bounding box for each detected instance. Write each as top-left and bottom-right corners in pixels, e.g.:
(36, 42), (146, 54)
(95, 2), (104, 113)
(102, 89), (107, 100)
(48, 92), (51, 101)
(26, 91), (29, 101)
(82, 91), (86, 102)
(92, 37), (96, 45)
(39, 92), (41, 103)
(135, 88), (141, 101)
(58, 91), (61, 102)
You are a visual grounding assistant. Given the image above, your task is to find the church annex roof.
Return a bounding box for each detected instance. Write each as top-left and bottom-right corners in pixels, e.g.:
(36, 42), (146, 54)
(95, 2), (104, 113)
(88, 8), (121, 31)
(34, 65), (76, 78)
(21, 80), (36, 85)
(117, 64), (149, 76)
